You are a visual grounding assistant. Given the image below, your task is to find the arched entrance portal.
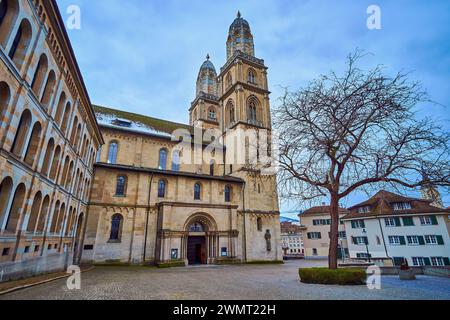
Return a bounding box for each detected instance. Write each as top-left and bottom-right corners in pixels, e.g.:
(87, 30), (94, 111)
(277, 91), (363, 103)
(187, 222), (207, 265)
(183, 214), (218, 266)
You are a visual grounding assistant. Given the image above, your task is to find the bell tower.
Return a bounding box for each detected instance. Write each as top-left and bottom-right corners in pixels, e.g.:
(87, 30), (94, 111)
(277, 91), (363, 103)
(190, 54), (221, 130)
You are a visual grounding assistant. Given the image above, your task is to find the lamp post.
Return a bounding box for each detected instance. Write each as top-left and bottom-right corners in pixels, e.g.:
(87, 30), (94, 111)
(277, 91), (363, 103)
(362, 228), (371, 263)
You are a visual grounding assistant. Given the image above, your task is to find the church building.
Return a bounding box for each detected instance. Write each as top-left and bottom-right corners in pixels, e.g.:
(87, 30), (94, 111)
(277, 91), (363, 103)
(81, 11), (282, 266)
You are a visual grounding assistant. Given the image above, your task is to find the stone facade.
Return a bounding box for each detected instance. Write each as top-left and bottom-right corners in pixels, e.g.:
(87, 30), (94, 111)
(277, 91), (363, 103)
(81, 12), (282, 266)
(0, 0), (103, 281)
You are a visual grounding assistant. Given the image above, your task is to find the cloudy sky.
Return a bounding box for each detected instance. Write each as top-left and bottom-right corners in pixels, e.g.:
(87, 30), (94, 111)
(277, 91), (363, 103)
(56, 0), (450, 218)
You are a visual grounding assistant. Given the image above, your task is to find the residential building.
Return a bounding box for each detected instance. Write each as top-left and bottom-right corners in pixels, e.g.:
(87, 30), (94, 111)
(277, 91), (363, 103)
(342, 190), (450, 266)
(281, 221), (305, 256)
(299, 205), (349, 259)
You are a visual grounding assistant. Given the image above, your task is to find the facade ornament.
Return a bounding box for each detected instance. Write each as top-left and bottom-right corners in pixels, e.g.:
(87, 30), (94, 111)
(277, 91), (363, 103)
(264, 229), (272, 251)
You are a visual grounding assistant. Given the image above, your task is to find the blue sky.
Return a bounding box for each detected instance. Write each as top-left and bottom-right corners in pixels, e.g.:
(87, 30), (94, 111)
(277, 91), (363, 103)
(56, 0), (450, 217)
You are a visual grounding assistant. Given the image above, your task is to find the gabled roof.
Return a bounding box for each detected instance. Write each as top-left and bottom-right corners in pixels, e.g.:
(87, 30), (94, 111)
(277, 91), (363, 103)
(342, 190), (449, 220)
(300, 205), (349, 216)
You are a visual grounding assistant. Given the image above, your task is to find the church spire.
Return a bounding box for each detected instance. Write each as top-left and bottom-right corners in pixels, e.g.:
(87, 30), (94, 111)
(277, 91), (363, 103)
(421, 173), (444, 208)
(226, 11), (255, 60)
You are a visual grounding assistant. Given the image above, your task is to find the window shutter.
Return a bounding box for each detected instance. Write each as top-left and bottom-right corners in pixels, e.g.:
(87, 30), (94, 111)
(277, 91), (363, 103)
(361, 220), (366, 228)
(403, 217), (414, 226)
(351, 221), (356, 229)
(318, 232), (322, 239)
(307, 233), (311, 240)
(436, 235), (444, 245)
(399, 236), (406, 245)
(394, 217), (401, 227)
(418, 236), (425, 245)
(443, 257), (450, 266)
(424, 258), (431, 266)
(364, 237), (369, 245)
(430, 215), (438, 225)
(352, 236), (356, 245)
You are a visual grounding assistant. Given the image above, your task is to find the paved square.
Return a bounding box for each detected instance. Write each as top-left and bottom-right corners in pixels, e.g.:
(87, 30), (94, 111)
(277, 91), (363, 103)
(1, 260), (449, 300)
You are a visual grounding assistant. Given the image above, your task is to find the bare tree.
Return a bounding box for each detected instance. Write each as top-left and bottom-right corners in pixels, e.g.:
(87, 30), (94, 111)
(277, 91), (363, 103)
(274, 51), (450, 269)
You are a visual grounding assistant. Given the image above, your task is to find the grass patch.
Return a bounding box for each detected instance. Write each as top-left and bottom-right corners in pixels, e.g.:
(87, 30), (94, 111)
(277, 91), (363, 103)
(299, 268), (366, 285)
(157, 260), (186, 268)
(246, 260), (284, 265)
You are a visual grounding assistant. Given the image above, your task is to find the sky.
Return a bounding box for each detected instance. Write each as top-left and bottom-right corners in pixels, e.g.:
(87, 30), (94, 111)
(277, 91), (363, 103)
(55, 0), (450, 218)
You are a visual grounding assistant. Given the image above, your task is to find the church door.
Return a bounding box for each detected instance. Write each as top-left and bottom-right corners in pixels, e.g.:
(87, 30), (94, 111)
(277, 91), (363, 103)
(187, 236), (206, 265)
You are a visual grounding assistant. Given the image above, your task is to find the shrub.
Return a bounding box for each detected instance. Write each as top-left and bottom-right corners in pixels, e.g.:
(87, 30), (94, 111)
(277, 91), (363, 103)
(299, 268), (366, 285)
(246, 260), (284, 265)
(157, 260), (186, 268)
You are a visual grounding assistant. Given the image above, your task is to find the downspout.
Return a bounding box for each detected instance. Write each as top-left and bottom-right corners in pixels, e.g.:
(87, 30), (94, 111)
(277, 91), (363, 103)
(143, 173), (154, 264)
(241, 181), (247, 263)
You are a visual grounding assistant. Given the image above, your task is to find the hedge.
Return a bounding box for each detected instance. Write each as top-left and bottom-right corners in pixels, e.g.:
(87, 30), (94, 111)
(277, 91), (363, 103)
(299, 268), (366, 285)
(246, 260), (284, 265)
(157, 260), (186, 268)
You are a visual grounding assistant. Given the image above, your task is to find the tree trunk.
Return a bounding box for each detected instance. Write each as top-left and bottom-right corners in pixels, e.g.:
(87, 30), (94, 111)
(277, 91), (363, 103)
(328, 193), (340, 269)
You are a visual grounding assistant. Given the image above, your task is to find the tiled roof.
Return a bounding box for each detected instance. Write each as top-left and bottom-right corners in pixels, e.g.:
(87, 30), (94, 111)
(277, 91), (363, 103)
(280, 222), (306, 233)
(300, 205), (349, 216)
(342, 190), (449, 220)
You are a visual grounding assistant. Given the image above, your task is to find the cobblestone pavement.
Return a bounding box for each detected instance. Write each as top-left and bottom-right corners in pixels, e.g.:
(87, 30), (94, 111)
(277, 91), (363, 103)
(1, 260), (449, 300)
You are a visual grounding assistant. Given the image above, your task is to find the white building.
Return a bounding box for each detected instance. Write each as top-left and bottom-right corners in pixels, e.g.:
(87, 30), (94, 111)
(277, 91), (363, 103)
(280, 222), (305, 256)
(342, 190), (450, 267)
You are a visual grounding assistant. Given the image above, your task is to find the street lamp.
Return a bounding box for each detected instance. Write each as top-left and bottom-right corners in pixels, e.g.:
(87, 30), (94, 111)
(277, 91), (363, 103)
(362, 228), (371, 263)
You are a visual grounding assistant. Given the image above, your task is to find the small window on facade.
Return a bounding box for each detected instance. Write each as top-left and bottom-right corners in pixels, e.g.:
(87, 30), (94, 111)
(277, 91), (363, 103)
(210, 160), (214, 176)
(257, 217), (262, 231)
(225, 185), (231, 202)
(158, 180), (166, 198)
(208, 108), (216, 120)
(159, 148), (168, 170)
(248, 69), (256, 84)
(115, 175), (126, 196)
(109, 214), (123, 241)
(107, 141), (118, 164)
(194, 183), (201, 200)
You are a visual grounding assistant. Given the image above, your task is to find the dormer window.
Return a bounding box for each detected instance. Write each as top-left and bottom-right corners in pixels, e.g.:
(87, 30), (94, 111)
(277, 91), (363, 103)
(358, 206), (371, 214)
(112, 118), (132, 128)
(392, 202), (412, 211)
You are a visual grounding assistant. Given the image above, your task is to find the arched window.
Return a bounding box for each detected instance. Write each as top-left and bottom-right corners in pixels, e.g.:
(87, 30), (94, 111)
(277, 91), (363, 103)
(115, 175), (127, 196)
(189, 222), (205, 232)
(247, 98), (258, 123)
(40, 70), (56, 107)
(8, 19), (32, 70)
(60, 102), (71, 134)
(31, 54), (48, 97)
(96, 146), (102, 163)
(24, 121), (42, 166)
(69, 116), (78, 145)
(157, 180), (166, 198)
(172, 150), (180, 171)
(60, 156), (70, 186)
(48, 145), (61, 181)
(0, 177), (13, 229)
(56, 203), (66, 234)
(27, 192), (42, 233)
(53, 92), (66, 125)
(225, 100), (235, 127)
(248, 69), (256, 84)
(0, 82), (11, 119)
(74, 123), (82, 150)
(225, 185), (231, 202)
(158, 148), (168, 170)
(5, 183), (26, 232)
(65, 161), (74, 189)
(49, 201), (60, 233)
(194, 183), (201, 200)
(40, 138), (54, 176)
(257, 217), (263, 232)
(36, 195), (50, 232)
(107, 141), (118, 164)
(0, 0), (19, 48)
(226, 72), (232, 88)
(208, 107), (216, 121)
(109, 214), (123, 241)
(11, 109), (32, 157)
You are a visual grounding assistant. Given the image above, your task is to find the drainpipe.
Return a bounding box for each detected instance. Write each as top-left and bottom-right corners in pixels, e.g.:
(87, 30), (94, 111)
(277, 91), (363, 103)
(143, 173), (154, 264)
(241, 181), (247, 263)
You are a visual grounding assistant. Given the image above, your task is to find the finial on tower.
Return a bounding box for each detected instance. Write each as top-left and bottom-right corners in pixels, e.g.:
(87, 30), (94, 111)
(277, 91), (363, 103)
(206, 54), (210, 60)
(237, 10), (241, 18)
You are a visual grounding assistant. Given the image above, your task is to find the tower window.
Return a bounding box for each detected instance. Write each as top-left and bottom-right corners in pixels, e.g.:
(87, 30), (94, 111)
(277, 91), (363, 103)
(172, 150), (180, 171)
(194, 183), (201, 200)
(115, 175), (127, 196)
(208, 108), (216, 120)
(107, 141), (118, 164)
(248, 69), (256, 84)
(225, 186), (231, 202)
(158, 180), (166, 198)
(109, 214), (123, 241)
